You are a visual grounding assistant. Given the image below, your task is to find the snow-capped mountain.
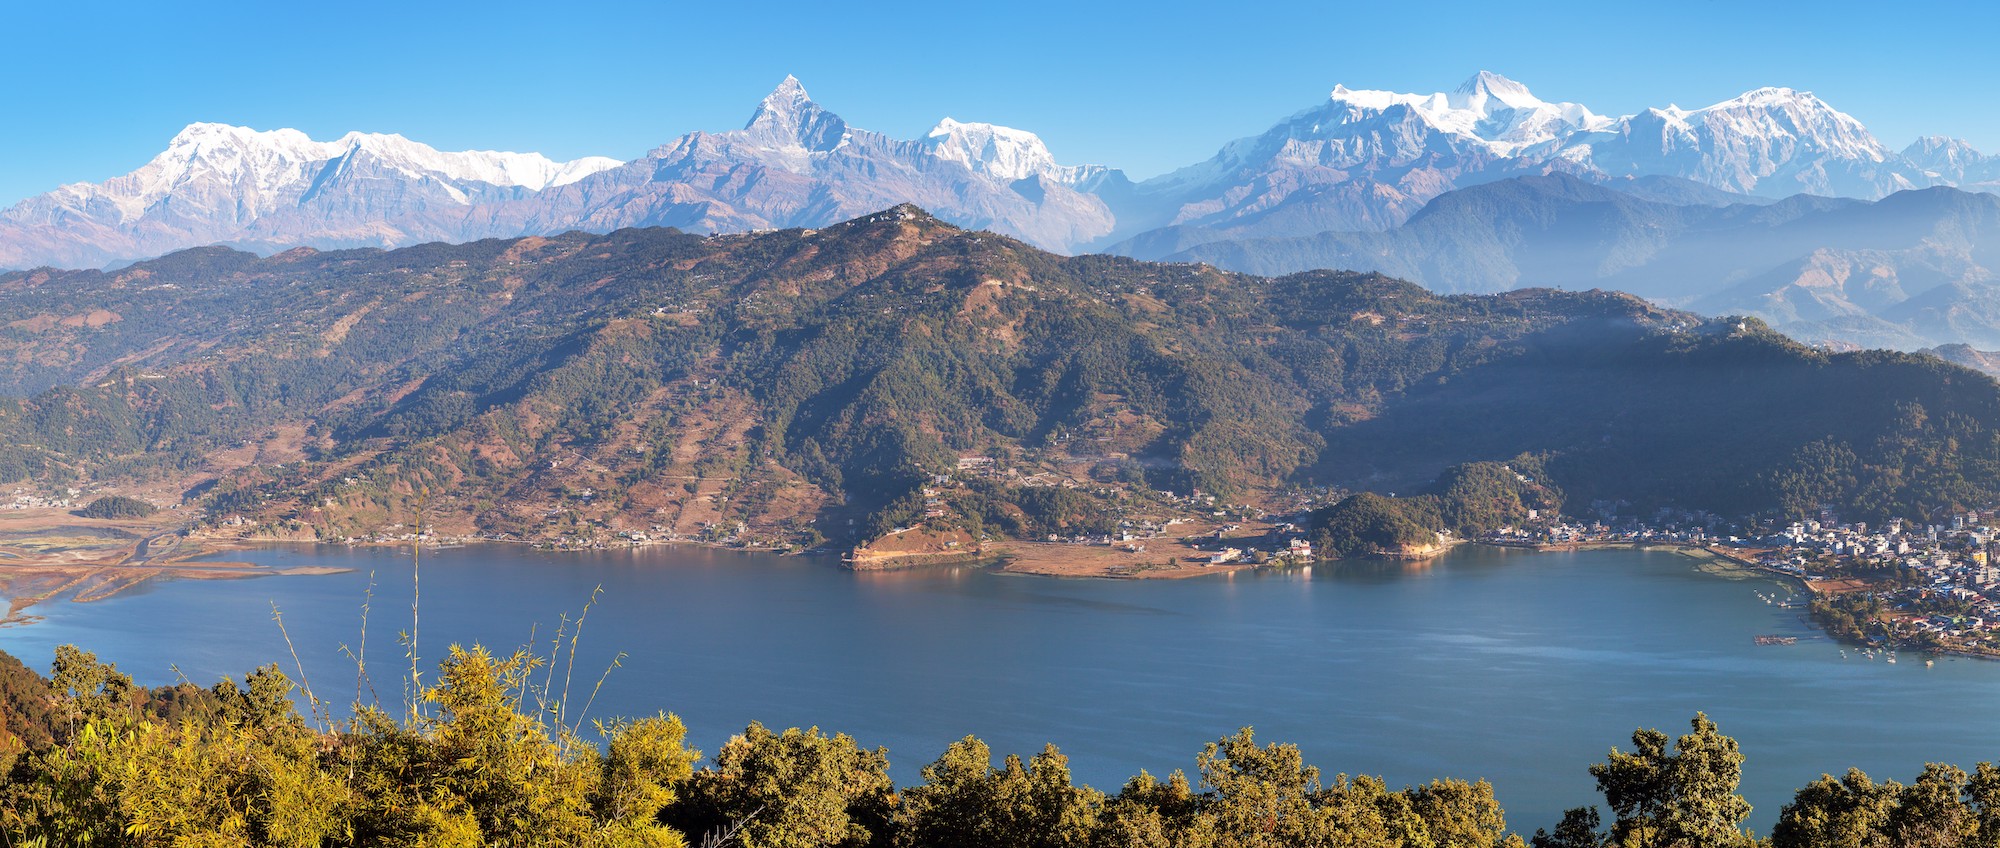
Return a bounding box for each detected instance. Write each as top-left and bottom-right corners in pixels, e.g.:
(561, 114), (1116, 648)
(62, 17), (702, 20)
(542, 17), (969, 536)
(1904, 136), (2000, 189)
(467, 76), (1123, 253)
(0, 123), (619, 269)
(4, 70), (2000, 270)
(1111, 73), (1975, 258)
(922, 118), (1113, 186)
(1118, 72), (1621, 249)
(1573, 87), (1923, 198)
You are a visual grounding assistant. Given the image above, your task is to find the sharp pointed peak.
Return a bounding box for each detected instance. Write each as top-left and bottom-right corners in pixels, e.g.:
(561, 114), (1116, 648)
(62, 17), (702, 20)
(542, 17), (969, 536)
(741, 74), (847, 151)
(1455, 70), (1528, 95)
(1451, 70), (1543, 110)
(760, 75), (812, 107)
(743, 75), (820, 131)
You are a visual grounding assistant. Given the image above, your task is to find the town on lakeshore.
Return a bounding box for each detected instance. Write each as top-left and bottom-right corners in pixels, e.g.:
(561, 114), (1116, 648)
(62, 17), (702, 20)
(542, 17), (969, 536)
(1489, 506), (2000, 659)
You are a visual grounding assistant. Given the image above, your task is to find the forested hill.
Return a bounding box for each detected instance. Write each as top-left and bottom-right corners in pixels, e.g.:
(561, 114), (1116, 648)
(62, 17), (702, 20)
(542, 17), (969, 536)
(0, 205), (1997, 550)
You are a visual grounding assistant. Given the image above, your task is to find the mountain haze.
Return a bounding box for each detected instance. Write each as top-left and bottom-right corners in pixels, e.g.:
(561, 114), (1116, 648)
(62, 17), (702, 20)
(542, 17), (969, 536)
(1154, 175), (2000, 349)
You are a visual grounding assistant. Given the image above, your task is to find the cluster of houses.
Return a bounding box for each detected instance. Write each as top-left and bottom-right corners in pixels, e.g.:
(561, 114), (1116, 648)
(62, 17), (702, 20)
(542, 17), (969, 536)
(1749, 514), (2000, 645)
(1470, 503), (2000, 649)
(1484, 520), (1715, 546)
(6, 488), (78, 511)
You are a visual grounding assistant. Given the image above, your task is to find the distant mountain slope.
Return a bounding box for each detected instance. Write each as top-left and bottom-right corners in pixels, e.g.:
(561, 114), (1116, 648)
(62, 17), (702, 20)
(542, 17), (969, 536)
(1920, 343), (2000, 377)
(0, 207), (1997, 550)
(1151, 175), (2000, 349)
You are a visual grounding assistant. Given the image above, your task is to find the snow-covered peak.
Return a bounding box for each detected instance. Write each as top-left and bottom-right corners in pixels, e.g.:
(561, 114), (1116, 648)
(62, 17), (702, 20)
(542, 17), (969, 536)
(157, 123), (338, 177)
(1450, 70), (1541, 110)
(118, 123), (348, 219)
(166, 121), (322, 154)
(328, 131), (619, 189)
(6, 122), (621, 230)
(1905, 135), (1982, 163)
(923, 117), (1101, 184)
(1314, 73), (1609, 155)
(1707, 86), (1813, 109)
(146, 123), (618, 192)
(1681, 86), (1891, 161)
(741, 75), (849, 152)
(752, 75), (813, 123)
(1903, 136), (1989, 181)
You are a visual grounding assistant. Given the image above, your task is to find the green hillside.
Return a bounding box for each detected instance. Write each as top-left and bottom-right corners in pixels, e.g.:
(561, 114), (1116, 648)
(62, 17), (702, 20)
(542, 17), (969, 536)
(0, 206), (1996, 552)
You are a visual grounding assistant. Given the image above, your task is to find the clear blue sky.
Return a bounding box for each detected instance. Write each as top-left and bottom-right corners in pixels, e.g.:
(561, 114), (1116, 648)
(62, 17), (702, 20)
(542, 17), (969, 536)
(6, 0), (1999, 205)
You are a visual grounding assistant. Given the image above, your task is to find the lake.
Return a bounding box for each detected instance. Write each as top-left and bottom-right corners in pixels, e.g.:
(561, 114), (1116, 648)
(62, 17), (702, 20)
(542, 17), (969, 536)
(0, 542), (1991, 835)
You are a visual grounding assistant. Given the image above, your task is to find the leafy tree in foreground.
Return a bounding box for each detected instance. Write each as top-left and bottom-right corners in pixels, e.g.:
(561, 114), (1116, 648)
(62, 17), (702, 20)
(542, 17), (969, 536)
(37, 642), (2000, 848)
(3, 644), (700, 848)
(897, 736), (1101, 848)
(669, 721), (893, 848)
(1531, 806), (1603, 848)
(1588, 713), (1752, 848)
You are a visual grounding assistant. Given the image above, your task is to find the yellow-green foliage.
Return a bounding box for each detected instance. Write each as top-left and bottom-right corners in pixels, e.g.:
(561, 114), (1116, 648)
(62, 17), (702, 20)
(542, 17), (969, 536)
(5, 644), (1864, 848)
(1, 645), (698, 848)
(896, 737), (1101, 848)
(670, 722), (893, 848)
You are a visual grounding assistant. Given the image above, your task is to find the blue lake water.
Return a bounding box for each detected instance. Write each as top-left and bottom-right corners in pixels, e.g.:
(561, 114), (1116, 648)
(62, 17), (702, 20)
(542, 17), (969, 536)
(1, 542), (1993, 835)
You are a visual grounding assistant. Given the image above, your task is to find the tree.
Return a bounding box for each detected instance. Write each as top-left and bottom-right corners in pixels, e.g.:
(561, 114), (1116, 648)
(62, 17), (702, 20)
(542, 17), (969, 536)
(593, 714), (701, 848)
(1409, 778), (1516, 848)
(1193, 727), (1335, 848)
(1664, 713), (1753, 847)
(1589, 713), (1751, 848)
(671, 722), (893, 848)
(1771, 768), (1892, 848)
(1963, 762), (2000, 845)
(897, 736), (1101, 848)
(1092, 770), (1199, 848)
(338, 644), (684, 848)
(1883, 763), (1975, 848)
(1532, 807), (1604, 848)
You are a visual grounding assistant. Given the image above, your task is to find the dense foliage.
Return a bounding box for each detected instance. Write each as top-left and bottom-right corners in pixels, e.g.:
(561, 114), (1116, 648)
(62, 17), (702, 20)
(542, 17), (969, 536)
(5, 644), (2000, 848)
(1309, 460), (1560, 557)
(76, 495), (158, 519)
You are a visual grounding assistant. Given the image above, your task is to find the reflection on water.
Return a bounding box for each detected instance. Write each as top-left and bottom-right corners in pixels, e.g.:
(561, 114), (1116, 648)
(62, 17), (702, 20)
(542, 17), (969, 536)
(0, 542), (1992, 834)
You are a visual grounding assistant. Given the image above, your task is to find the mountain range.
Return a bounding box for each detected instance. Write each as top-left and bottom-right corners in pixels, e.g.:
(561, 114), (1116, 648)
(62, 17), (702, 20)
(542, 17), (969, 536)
(6, 73), (1995, 267)
(16, 73), (2000, 349)
(1, 207), (1997, 553)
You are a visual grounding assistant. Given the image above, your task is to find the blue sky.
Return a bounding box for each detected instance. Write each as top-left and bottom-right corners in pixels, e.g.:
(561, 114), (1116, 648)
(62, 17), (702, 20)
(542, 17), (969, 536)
(5, 0), (1998, 205)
